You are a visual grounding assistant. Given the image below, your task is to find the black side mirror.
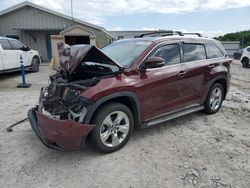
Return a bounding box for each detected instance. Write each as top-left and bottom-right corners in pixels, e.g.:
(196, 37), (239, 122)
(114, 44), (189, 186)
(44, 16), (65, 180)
(143, 57), (165, 69)
(21, 46), (30, 51)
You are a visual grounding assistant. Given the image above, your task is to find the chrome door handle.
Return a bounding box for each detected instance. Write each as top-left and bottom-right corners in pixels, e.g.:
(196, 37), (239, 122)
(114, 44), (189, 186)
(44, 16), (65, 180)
(208, 64), (215, 68)
(178, 71), (186, 76)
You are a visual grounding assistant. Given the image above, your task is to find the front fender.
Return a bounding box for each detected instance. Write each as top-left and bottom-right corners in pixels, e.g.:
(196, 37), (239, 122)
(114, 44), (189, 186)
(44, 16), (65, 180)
(84, 92), (141, 126)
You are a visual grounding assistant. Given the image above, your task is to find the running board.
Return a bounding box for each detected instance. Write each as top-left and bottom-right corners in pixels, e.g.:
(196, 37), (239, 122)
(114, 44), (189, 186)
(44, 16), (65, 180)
(145, 105), (204, 127)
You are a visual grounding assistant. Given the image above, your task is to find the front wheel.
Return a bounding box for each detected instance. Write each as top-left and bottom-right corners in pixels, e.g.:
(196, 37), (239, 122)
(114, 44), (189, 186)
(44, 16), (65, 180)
(242, 58), (249, 68)
(31, 57), (40, 72)
(204, 83), (224, 115)
(89, 102), (134, 153)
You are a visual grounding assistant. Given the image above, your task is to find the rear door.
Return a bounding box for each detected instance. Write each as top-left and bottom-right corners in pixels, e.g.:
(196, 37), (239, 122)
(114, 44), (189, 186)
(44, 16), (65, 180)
(0, 39), (19, 70)
(179, 42), (220, 106)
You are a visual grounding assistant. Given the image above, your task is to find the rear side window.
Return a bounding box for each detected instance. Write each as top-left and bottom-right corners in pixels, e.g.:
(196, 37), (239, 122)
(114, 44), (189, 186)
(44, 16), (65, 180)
(9, 40), (24, 50)
(206, 43), (224, 59)
(0, 39), (11, 50)
(183, 43), (206, 62)
(151, 44), (181, 65)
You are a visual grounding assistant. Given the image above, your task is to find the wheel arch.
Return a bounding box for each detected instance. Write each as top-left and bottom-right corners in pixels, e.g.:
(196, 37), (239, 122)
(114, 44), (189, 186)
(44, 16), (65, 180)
(32, 55), (41, 64)
(84, 92), (141, 127)
(214, 78), (227, 100)
(241, 56), (249, 63)
(205, 76), (228, 102)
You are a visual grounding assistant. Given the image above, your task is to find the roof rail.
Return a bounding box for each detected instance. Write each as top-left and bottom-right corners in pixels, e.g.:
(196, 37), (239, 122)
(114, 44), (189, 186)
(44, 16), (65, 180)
(183, 33), (202, 37)
(139, 30), (184, 37)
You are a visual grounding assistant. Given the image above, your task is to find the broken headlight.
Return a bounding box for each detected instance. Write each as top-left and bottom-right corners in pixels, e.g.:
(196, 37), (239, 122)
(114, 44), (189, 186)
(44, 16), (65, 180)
(68, 104), (87, 123)
(68, 97), (93, 123)
(41, 83), (93, 123)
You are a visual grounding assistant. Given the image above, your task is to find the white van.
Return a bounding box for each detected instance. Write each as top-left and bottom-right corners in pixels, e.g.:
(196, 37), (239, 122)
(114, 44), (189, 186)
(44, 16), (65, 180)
(0, 37), (41, 73)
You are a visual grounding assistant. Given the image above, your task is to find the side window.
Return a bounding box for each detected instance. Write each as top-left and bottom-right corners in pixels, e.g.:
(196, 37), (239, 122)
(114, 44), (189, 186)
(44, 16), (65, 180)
(0, 39), (11, 50)
(206, 43), (224, 59)
(183, 43), (206, 62)
(151, 44), (181, 65)
(9, 40), (24, 50)
(246, 47), (250, 52)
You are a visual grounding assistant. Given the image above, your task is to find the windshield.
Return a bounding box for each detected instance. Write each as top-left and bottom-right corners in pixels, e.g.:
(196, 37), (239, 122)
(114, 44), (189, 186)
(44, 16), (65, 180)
(101, 40), (152, 67)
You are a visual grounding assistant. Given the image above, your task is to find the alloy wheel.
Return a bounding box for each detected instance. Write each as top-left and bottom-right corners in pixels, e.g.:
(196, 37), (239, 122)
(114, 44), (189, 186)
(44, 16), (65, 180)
(209, 87), (222, 110)
(100, 111), (130, 147)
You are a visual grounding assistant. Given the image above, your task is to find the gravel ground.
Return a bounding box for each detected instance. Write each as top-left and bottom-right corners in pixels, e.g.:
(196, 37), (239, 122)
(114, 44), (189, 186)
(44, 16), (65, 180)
(0, 61), (250, 188)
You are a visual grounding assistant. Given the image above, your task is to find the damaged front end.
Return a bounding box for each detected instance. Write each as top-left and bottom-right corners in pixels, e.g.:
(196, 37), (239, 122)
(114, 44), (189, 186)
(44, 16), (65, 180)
(28, 74), (96, 150)
(40, 73), (95, 123)
(28, 42), (122, 150)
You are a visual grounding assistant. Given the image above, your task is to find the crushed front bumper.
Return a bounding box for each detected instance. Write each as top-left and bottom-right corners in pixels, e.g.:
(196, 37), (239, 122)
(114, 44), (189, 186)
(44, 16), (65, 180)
(28, 106), (95, 150)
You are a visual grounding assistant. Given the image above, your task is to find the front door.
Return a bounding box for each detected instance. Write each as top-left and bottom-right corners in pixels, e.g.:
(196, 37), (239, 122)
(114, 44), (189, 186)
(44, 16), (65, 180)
(138, 43), (188, 120)
(8, 39), (29, 67)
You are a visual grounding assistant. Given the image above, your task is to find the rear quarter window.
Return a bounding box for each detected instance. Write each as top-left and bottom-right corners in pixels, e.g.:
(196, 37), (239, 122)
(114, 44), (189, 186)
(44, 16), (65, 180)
(0, 39), (11, 50)
(206, 43), (224, 59)
(183, 43), (206, 62)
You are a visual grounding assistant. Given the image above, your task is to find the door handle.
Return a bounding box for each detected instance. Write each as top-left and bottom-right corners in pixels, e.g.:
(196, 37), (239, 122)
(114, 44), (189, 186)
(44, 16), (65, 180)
(208, 64), (215, 68)
(178, 71), (186, 76)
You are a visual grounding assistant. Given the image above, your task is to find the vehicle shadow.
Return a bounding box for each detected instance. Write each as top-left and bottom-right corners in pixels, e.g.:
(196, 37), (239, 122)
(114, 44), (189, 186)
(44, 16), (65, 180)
(29, 111), (202, 160)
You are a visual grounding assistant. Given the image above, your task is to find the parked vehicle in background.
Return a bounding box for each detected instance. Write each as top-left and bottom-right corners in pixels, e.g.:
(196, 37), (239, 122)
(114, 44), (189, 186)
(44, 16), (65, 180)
(240, 46), (250, 68)
(0, 37), (40, 73)
(28, 30), (232, 153)
(233, 48), (243, 60)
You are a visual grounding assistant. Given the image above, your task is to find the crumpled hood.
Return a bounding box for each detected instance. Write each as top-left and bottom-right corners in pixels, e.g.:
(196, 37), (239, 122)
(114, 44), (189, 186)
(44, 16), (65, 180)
(57, 42), (123, 74)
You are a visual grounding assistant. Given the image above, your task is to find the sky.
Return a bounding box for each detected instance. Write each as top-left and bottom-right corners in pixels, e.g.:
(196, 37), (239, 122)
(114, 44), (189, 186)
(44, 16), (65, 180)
(1, 0), (250, 37)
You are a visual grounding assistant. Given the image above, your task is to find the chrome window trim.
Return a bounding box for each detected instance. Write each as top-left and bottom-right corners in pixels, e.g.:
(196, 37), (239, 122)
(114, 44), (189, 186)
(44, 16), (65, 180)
(137, 40), (182, 70)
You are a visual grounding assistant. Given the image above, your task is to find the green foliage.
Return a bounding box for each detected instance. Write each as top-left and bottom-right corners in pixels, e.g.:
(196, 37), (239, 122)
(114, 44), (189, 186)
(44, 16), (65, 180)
(217, 30), (250, 48)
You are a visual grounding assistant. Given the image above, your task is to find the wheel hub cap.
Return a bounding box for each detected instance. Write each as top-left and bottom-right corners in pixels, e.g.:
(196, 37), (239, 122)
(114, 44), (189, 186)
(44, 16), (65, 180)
(100, 111), (130, 147)
(209, 87), (222, 110)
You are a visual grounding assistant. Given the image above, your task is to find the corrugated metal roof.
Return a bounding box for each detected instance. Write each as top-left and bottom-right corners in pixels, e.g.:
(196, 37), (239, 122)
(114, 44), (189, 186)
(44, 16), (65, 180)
(12, 27), (64, 31)
(0, 1), (115, 39)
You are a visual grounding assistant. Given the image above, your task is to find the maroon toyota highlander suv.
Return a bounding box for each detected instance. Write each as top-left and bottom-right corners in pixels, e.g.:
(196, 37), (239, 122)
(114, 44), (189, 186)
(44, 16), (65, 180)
(28, 31), (232, 153)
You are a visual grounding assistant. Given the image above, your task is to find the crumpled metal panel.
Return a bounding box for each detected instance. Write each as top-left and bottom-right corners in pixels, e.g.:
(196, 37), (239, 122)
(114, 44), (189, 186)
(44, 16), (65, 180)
(57, 42), (122, 74)
(36, 111), (95, 150)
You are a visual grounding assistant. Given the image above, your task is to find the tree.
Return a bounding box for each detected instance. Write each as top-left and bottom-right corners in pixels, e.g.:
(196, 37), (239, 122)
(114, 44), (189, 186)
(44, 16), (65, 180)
(217, 30), (250, 47)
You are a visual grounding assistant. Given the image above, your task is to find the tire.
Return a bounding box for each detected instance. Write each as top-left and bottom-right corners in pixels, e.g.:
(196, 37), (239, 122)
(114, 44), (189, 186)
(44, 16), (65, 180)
(31, 57), (40, 72)
(204, 83), (224, 115)
(242, 57), (249, 68)
(89, 102), (134, 153)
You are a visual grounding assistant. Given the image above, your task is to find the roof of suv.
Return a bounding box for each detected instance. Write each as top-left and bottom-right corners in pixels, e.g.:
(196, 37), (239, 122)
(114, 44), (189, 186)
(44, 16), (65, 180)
(117, 35), (217, 44)
(115, 35), (226, 54)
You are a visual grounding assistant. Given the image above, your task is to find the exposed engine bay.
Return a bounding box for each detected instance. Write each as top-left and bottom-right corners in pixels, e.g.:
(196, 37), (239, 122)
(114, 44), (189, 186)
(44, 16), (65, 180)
(41, 65), (119, 123)
(41, 71), (93, 122)
(39, 42), (123, 124)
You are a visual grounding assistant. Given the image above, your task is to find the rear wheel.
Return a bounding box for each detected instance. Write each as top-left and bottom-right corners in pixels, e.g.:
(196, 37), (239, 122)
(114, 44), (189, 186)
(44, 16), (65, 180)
(89, 102), (134, 153)
(31, 57), (40, 72)
(204, 83), (224, 114)
(242, 57), (249, 68)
